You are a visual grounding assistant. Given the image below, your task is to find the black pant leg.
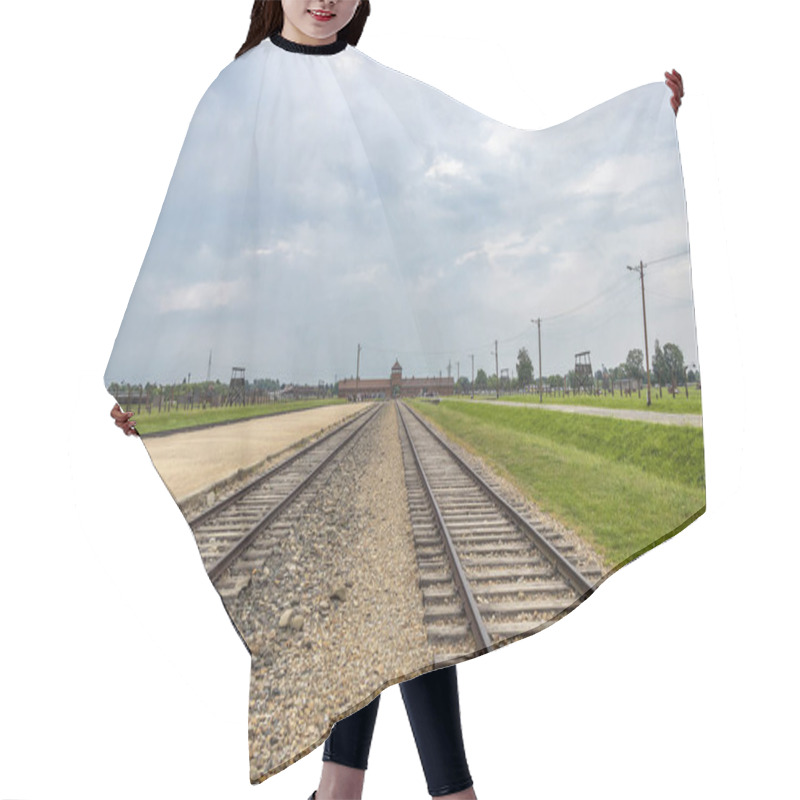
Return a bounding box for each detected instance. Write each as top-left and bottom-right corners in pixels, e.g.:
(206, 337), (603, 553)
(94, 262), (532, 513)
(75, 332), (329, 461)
(322, 695), (382, 771)
(400, 665), (474, 797)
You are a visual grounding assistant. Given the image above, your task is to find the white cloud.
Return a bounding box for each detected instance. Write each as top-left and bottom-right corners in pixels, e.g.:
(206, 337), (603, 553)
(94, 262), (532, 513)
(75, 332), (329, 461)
(569, 153), (667, 197)
(245, 236), (317, 261)
(456, 232), (549, 269)
(425, 155), (465, 180)
(250, 241), (293, 257)
(158, 279), (247, 313)
(340, 263), (383, 286)
(482, 124), (523, 159)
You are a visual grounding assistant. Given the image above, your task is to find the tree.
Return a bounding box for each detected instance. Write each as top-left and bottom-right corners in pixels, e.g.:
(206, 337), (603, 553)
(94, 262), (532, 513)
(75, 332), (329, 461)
(567, 369), (576, 390)
(475, 368), (488, 391)
(516, 347), (534, 388)
(456, 376), (470, 394)
(625, 348), (645, 381)
(662, 343), (686, 388)
(652, 340), (686, 391)
(652, 339), (668, 386)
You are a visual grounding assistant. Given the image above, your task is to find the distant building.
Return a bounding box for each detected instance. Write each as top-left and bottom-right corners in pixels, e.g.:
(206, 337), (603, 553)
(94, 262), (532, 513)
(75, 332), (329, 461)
(279, 384), (331, 400)
(338, 360), (454, 401)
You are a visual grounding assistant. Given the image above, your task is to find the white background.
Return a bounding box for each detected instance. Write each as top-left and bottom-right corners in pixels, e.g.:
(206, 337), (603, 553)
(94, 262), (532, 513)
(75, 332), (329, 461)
(1, 1), (796, 798)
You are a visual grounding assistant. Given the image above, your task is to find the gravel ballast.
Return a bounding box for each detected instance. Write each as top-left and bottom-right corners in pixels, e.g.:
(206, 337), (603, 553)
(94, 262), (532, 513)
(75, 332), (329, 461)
(222, 403), (435, 783)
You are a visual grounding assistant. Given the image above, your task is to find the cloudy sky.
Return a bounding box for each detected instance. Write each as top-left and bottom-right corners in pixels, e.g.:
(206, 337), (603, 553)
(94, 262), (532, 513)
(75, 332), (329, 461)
(105, 38), (696, 388)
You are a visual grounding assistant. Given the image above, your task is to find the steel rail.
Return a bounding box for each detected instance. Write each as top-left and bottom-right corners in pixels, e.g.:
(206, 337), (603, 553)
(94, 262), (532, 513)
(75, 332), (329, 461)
(402, 401), (594, 600)
(397, 402), (494, 654)
(188, 404), (375, 529)
(207, 403), (382, 583)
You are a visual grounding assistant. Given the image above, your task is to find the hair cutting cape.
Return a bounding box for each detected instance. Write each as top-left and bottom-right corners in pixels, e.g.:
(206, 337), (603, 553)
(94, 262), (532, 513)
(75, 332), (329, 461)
(105, 34), (704, 784)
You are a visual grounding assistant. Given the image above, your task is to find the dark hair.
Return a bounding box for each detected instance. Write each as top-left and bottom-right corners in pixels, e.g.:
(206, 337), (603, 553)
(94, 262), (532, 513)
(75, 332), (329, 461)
(236, 1), (371, 58)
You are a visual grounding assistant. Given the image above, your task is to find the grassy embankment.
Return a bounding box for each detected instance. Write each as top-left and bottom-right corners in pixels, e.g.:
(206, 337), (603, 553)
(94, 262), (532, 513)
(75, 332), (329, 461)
(488, 385), (702, 415)
(130, 398), (348, 436)
(409, 399), (705, 570)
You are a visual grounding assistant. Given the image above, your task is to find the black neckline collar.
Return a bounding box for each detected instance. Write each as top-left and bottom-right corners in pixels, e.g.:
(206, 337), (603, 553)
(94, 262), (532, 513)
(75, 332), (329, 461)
(270, 32), (347, 56)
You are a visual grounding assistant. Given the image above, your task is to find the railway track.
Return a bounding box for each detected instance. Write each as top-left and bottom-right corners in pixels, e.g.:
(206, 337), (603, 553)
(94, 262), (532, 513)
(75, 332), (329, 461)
(397, 400), (599, 662)
(187, 403), (381, 595)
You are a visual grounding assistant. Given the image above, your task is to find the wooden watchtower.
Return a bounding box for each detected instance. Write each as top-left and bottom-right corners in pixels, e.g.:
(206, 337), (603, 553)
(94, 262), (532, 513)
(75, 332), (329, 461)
(574, 351), (594, 394)
(227, 366), (246, 406)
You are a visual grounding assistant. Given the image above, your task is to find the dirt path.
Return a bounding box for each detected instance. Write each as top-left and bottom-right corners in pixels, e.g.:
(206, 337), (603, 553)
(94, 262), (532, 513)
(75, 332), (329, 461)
(483, 399), (702, 427)
(140, 403), (371, 503)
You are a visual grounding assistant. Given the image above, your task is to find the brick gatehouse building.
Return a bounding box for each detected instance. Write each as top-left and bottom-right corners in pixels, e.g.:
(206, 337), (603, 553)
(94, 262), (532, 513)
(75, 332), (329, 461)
(338, 360), (454, 400)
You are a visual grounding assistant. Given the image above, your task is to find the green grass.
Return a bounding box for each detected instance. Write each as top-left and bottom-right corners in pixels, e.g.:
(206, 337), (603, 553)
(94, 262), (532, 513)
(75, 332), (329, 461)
(409, 399), (705, 569)
(490, 385), (702, 415)
(129, 398), (348, 435)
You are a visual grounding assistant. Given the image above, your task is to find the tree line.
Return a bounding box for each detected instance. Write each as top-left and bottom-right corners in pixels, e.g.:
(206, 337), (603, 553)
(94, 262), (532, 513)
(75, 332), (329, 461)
(455, 341), (698, 395)
(106, 376), (339, 411)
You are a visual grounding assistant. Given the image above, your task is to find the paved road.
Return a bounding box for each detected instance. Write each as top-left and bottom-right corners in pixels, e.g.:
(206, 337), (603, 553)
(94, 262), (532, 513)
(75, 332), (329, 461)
(480, 399), (702, 427)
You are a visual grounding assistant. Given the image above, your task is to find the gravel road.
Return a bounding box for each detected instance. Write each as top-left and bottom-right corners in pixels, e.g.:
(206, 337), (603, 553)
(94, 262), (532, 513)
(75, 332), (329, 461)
(139, 403), (371, 503)
(483, 399), (702, 427)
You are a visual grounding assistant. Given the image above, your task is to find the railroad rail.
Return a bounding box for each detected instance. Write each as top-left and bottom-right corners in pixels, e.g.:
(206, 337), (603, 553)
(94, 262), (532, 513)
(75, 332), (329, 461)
(397, 400), (598, 661)
(187, 403), (381, 590)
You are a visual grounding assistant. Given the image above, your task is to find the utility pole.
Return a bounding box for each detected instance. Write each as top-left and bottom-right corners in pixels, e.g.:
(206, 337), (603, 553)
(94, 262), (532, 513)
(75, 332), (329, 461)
(355, 343), (361, 402)
(627, 260), (652, 406)
(531, 317), (543, 403)
(207, 349), (212, 382)
(470, 354), (475, 400)
(493, 340), (499, 399)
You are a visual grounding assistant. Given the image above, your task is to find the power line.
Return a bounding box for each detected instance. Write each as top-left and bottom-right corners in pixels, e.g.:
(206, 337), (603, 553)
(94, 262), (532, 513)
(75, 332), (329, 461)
(353, 251), (689, 365)
(644, 249), (690, 266)
(541, 273), (631, 322)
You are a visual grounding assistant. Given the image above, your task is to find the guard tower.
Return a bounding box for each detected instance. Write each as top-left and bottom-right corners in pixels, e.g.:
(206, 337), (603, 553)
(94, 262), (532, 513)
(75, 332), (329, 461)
(227, 366), (246, 405)
(574, 351), (594, 394)
(390, 359), (403, 397)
